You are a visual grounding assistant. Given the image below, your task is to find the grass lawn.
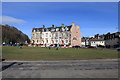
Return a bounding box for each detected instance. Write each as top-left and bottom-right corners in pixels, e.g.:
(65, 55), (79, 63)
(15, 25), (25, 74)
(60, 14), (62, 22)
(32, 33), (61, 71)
(2, 46), (119, 60)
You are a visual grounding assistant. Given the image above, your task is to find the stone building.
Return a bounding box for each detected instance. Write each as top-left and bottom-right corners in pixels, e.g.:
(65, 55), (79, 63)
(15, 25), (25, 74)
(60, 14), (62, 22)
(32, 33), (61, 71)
(104, 32), (120, 48)
(31, 22), (81, 47)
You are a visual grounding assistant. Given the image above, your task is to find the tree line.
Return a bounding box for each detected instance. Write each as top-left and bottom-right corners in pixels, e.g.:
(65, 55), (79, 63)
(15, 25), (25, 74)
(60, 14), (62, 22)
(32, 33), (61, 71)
(1, 24), (30, 44)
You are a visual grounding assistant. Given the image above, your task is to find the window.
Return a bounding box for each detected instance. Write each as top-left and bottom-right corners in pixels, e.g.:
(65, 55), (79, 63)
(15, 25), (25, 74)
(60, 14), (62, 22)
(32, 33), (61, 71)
(32, 34), (35, 38)
(34, 30), (36, 32)
(56, 28), (59, 31)
(61, 33), (63, 37)
(51, 29), (55, 32)
(37, 40), (38, 43)
(46, 29), (48, 32)
(66, 32), (69, 37)
(37, 30), (39, 32)
(53, 33), (56, 37)
(63, 33), (66, 37)
(73, 37), (77, 40)
(62, 28), (65, 31)
(49, 34), (51, 37)
(36, 34), (40, 38)
(46, 39), (48, 43)
(69, 34), (71, 36)
(66, 40), (68, 43)
(56, 40), (58, 43)
(40, 34), (42, 38)
(65, 27), (69, 31)
(46, 33), (48, 37)
(55, 33), (58, 37)
(42, 29), (44, 32)
(59, 33), (61, 37)
(42, 34), (44, 37)
(51, 33), (53, 37)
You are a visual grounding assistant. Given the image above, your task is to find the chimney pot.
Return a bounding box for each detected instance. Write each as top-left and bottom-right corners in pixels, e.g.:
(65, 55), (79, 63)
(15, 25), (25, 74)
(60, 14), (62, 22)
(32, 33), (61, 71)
(42, 25), (45, 28)
(62, 24), (64, 27)
(52, 24), (54, 28)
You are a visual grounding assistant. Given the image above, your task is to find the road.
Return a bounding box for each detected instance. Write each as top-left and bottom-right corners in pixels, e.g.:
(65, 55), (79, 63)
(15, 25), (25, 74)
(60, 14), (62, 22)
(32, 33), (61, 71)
(2, 59), (119, 78)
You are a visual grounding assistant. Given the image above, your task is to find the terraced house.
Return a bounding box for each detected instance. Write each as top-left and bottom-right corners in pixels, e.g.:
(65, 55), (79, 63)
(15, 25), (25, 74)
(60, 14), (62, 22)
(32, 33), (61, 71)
(31, 22), (81, 47)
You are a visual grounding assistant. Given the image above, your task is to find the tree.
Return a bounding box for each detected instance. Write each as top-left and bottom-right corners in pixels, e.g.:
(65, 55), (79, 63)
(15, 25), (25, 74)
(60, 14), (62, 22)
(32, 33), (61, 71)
(2, 25), (30, 44)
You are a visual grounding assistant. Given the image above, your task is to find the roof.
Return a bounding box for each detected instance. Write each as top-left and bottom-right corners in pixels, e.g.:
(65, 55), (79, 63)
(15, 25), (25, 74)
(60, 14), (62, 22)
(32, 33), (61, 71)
(32, 25), (72, 32)
(90, 39), (104, 41)
(104, 32), (120, 40)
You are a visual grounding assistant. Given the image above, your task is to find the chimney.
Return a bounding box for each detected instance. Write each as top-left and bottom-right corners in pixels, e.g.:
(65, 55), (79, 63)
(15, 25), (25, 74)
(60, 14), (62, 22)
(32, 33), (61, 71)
(52, 24), (54, 28)
(72, 22), (75, 27)
(62, 24), (64, 27)
(42, 25), (45, 28)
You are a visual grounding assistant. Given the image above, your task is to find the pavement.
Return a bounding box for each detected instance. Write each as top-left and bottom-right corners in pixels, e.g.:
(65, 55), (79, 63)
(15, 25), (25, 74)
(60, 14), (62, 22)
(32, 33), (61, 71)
(1, 59), (119, 78)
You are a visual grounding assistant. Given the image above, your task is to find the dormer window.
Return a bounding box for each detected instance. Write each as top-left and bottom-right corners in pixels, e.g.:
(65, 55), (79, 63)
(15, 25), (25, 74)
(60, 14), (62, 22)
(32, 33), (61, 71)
(65, 27), (69, 31)
(62, 28), (65, 31)
(42, 29), (44, 32)
(56, 28), (59, 31)
(51, 29), (55, 32)
(37, 30), (39, 32)
(46, 29), (48, 32)
(34, 30), (36, 32)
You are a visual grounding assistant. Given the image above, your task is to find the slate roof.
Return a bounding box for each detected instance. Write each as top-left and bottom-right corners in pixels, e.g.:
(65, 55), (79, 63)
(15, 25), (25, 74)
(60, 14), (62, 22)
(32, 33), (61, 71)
(104, 32), (120, 40)
(32, 25), (72, 32)
(90, 39), (104, 41)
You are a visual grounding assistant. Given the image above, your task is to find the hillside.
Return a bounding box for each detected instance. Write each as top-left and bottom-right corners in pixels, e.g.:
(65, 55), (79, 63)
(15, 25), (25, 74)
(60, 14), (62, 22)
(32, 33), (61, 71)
(1, 25), (30, 44)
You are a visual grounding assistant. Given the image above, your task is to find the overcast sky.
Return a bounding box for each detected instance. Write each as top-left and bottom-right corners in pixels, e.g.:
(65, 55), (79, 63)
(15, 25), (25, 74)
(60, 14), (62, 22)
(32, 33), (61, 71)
(2, 2), (118, 38)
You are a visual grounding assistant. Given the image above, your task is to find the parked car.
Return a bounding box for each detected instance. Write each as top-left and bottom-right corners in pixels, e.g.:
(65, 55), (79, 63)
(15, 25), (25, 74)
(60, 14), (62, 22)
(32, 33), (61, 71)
(87, 46), (95, 48)
(72, 46), (81, 48)
(116, 47), (120, 51)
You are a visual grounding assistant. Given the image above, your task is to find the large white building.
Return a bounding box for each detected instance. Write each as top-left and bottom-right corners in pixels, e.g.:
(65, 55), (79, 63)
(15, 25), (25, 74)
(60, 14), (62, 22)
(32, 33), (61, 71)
(31, 22), (82, 47)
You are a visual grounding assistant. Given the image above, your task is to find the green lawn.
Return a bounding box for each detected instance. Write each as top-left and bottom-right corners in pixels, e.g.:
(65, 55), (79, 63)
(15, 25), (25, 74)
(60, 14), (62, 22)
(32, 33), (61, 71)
(2, 46), (119, 60)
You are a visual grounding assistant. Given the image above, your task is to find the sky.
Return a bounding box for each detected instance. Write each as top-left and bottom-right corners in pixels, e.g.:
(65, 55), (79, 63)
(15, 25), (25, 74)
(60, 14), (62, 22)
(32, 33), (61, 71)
(2, 2), (118, 39)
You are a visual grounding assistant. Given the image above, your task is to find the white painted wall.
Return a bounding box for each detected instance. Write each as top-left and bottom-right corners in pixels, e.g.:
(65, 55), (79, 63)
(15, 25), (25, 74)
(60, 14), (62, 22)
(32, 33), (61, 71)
(31, 30), (72, 47)
(90, 41), (105, 47)
(42, 32), (52, 45)
(81, 42), (85, 46)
